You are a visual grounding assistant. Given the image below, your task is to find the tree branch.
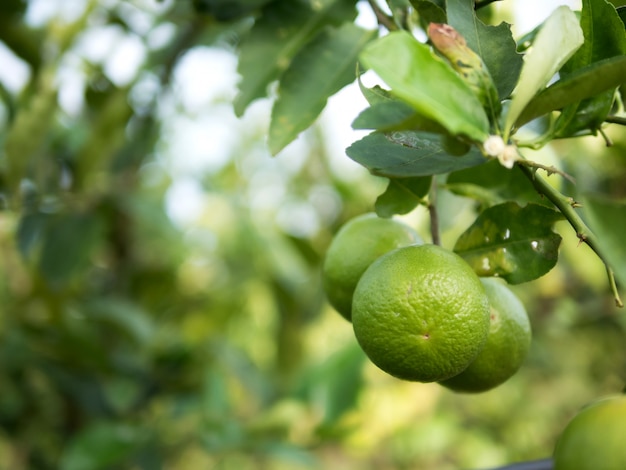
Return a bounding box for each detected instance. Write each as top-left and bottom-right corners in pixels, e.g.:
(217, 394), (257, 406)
(518, 165), (623, 307)
(428, 177), (441, 246)
(367, 0), (398, 31)
(605, 115), (626, 126)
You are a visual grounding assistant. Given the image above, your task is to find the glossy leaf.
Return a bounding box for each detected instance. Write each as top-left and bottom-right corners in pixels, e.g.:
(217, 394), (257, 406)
(346, 130), (487, 178)
(352, 100), (447, 133)
(583, 195), (626, 288)
(454, 202), (563, 284)
(446, 0), (523, 99)
(359, 31), (490, 141)
(504, 6), (584, 136)
(516, 56), (626, 127)
(269, 23), (375, 154)
(233, 0), (357, 116)
(375, 176), (432, 217)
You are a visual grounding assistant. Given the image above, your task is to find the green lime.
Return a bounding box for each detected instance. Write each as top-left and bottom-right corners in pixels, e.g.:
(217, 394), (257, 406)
(322, 213), (422, 321)
(554, 395), (626, 470)
(352, 244), (490, 382)
(439, 277), (531, 393)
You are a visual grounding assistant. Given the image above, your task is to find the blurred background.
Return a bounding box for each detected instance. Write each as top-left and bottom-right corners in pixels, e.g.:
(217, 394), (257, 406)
(0, 0), (625, 468)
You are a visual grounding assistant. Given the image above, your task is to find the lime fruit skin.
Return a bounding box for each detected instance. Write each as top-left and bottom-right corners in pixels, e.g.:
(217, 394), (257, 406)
(352, 244), (490, 382)
(439, 277), (531, 393)
(322, 213), (422, 321)
(553, 395), (626, 470)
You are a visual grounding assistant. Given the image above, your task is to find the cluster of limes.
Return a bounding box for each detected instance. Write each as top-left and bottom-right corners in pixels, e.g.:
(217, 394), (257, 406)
(322, 213), (532, 392)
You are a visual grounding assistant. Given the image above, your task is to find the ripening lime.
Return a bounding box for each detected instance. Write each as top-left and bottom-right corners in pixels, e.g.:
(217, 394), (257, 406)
(322, 213), (422, 321)
(553, 395), (626, 470)
(352, 244), (490, 382)
(439, 278), (531, 393)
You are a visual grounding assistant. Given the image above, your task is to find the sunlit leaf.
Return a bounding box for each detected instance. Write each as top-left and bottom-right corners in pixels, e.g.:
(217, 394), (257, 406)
(454, 202), (563, 284)
(553, 0), (626, 137)
(504, 6), (584, 136)
(346, 130), (487, 178)
(359, 31), (490, 141)
(375, 176), (432, 217)
(516, 56), (626, 127)
(269, 23), (375, 154)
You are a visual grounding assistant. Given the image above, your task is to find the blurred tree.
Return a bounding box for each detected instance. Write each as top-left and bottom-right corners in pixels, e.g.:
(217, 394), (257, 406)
(0, 1), (625, 470)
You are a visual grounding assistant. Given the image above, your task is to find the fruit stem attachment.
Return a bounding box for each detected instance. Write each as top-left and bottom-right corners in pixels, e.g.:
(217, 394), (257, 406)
(518, 165), (623, 308)
(428, 177), (441, 246)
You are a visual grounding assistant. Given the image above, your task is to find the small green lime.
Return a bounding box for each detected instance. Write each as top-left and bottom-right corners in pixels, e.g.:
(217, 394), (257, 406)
(554, 395), (626, 470)
(322, 213), (422, 321)
(439, 278), (531, 393)
(352, 244), (490, 382)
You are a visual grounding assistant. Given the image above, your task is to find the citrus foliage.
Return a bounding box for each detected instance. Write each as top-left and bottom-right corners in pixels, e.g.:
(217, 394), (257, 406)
(0, 0), (626, 469)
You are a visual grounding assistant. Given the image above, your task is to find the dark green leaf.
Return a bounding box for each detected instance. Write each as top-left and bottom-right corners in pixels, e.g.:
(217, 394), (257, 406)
(38, 212), (105, 288)
(409, 0), (447, 26)
(269, 23), (375, 154)
(554, 0), (626, 137)
(583, 195), (626, 288)
(16, 211), (48, 259)
(446, 0), (523, 99)
(516, 56), (626, 127)
(454, 202), (563, 284)
(359, 31), (490, 141)
(446, 160), (548, 207)
(351, 100), (447, 133)
(346, 130), (487, 177)
(618, 6), (626, 28)
(375, 176), (432, 217)
(233, 0), (357, 116)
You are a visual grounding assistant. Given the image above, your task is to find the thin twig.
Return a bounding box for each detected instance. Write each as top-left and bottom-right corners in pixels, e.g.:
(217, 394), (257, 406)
(481, 458), (553, 470)
(518, 165), (623, 308)
(605, 115), (626, 126)
(515, 159), (576, 185)
(367, 0), (398, 31)
(428, 177), (441, 246)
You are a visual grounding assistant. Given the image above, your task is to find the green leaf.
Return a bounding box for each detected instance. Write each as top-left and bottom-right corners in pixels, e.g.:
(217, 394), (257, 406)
(446, 0), (523, 99)
(375, 176), (432, 217)
(583, 195), (626, 288)
(233, 0), (357, 117)
(359, 30), (490, 141)
(268, 23), (375, 154)
(504, 6), (584, 137)
(446, 160), (547, 207)
(516, 56), (626, 127)
(454, 202), (563, 284)
(618, 6), (626, 27)
(553, 0), (626, 137)
(409, 0), (447, 26)
(60, 421), (142, 470)
(352, 100), (447, 133)
(38, 212), (105, 288)
(346, 130), (487, 178)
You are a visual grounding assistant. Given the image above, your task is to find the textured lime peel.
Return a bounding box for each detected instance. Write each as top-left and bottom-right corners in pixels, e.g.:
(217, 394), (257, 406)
(428, 23), (501, 123)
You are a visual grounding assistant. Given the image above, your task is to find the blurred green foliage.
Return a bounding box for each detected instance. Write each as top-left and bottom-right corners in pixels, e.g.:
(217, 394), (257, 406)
(0, 1), (624, 469)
